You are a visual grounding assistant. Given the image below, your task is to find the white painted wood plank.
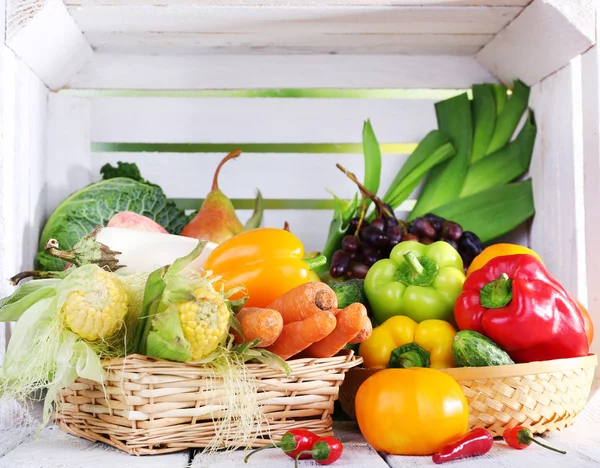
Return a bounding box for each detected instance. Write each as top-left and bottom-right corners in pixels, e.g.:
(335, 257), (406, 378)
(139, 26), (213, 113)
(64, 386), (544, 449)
(65, 1), (533, 6)
(45, 94), (92, 220)
(0, 45), (48, 360)
(67, 5), (521, 35)
(582, 43), (600, 356)
(90, 97), (435, 143)
(477, 0), (596, 85)
(190, 443), (387, 468)
(91, 152), (412, 201)
(82, 31), (491, 56)
(529, 57), (587, 300)
(67, 54), (498, 90)
(0, 425), (189, 468)
(7, 0), (93, 90)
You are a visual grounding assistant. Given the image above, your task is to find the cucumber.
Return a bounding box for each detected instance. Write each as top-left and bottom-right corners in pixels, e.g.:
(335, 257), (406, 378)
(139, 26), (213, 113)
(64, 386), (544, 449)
(452, 330), (514, 367)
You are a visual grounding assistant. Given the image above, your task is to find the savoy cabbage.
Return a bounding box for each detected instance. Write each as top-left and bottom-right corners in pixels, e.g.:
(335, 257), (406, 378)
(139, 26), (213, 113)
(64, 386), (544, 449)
(36, 177), (188, 271)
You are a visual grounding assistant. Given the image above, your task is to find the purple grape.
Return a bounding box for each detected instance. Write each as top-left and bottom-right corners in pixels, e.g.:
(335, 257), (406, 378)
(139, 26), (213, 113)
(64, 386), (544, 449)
(459, 231), (483, 257)
(443, 239), (459, 250)
(385, 216), (399, 227)
(371, 218), (386, 231)
(348, 217), (361, 232)
(420, 237), (434, 245)
(424, 213), (445, 233)
(361, 225), (389, 247)
(402, 233), (419, 242)
(348, 262), (369, 279)
(377, 203), (395, 219)
(341, 235), (360, 253)
(386, 225), (403, 246)
(362, 246), (379, 266)
(330, 250), (351, 278)
(442, 221), (463, 241)
(411, 218), (437, 239)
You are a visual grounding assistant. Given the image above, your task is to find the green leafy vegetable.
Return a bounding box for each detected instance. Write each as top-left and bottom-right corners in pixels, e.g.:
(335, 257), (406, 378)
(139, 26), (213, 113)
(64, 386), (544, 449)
(37, 178), (188, 271)
(100, 162), (147, 183)
(433, 180), (535, 243)
(487, 80), (530, 154)
(471, 84), (497, 163)
(244, 190), (264, 230)
(362, 120), (382, 210)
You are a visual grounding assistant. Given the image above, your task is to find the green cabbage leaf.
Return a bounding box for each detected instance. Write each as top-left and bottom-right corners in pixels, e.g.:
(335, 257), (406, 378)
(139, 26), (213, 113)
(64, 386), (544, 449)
(36, 177), (188, 270)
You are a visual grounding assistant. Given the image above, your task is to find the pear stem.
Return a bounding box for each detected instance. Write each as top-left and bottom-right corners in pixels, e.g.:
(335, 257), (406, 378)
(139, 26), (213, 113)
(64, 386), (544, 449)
(212, 149), (242, 191)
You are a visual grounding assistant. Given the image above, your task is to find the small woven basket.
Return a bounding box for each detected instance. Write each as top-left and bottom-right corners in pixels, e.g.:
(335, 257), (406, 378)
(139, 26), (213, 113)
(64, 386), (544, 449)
(55, 351), (362, 455)
(339, 354), (597, 436)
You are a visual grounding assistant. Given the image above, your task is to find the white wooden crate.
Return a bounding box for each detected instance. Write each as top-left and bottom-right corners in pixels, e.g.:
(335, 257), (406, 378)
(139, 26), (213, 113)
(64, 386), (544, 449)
(0, 0), (599, 465)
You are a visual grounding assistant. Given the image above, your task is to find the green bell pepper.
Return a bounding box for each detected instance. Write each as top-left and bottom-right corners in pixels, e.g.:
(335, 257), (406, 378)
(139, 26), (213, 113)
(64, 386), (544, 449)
(364, 241), (465, 325)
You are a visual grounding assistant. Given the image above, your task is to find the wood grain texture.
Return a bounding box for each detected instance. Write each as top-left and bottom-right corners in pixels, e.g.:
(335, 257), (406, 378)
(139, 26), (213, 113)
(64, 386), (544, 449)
(477, 0), (596, 85)
(67, 53), (498, 90)
(90, 96), (436, 143)
(8, 0), (93, 90)
(0, 45), (48, 361)
(66, 5), (522, 35)
(582, 43), (600, 355)
(529, 57), (587, 299)
(65, 1), (533, 6)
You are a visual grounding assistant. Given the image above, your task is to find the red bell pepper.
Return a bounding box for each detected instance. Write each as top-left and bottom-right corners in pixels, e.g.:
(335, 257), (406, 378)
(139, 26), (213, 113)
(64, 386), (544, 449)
(454, 254), (589, 363)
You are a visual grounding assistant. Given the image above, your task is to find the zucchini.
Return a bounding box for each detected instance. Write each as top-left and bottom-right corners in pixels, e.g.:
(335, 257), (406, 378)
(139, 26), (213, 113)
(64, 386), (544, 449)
(452, 330), (514, 367)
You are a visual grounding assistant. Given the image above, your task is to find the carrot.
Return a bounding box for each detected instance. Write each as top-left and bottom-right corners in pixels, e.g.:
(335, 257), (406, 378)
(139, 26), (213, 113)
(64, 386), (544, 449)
(305, 303), (368, 358)
(234, 307), (283, 348)
(348, 313), (373, 345)
(266, 311), (337, 360)
(267, 282), (338, 324)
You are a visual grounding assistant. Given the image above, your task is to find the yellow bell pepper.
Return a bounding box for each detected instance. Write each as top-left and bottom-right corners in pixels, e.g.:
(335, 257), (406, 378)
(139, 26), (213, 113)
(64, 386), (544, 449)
(358, 316), (456, 369)
(466, 243), (542, 277)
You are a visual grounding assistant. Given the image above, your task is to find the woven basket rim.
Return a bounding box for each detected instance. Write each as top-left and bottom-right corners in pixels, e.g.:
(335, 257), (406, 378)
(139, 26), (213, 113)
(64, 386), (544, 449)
(344, 354), (598, 380)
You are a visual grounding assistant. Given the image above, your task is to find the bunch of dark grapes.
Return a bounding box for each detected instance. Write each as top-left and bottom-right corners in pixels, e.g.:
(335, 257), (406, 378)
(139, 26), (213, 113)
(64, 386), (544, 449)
(330, 204), (405, 280)
(409, 213), (484, 268)
(329, 209), (484, 279)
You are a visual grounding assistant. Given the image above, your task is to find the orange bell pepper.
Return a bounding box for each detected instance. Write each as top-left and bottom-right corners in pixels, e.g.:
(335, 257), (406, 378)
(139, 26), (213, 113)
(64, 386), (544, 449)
(355, 368), (468, 455)
(204, 228), (324, 308)
(466, 243), (542, 277)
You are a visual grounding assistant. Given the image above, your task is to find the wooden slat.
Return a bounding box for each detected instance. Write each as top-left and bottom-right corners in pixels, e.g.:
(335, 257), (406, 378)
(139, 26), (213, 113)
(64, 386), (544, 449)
(477, 0), (596, 85)
(67, 54), (498, 90)
(582, 43), (600, 355)
(82, 31), (491, 56)
(65, 1), (533, 6)
(66, 5), (521, 35)
(7, 0), (93, 90)
(90, 97), (436, 143)
(46, 94), (93, 222)
(529, 56), (586, 299)
(91, 152), (412, 200)
(0, 426), (189, 467)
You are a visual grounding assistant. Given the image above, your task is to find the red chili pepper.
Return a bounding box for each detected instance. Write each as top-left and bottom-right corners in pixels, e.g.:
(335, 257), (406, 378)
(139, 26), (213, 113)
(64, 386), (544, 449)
(432, 428), (494, 464)
(294, 437), (343, 467)
(244, 429), (320, 462)
(502, 426), (566, 454)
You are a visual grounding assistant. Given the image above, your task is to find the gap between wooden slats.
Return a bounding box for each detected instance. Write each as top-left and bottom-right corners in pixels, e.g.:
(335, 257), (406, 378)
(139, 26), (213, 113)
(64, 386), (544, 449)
(90, 97), (438, 143)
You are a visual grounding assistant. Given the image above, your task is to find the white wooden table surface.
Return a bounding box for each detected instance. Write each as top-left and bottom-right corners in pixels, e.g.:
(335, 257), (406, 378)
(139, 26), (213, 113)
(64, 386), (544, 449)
(1, 383), (599, 468)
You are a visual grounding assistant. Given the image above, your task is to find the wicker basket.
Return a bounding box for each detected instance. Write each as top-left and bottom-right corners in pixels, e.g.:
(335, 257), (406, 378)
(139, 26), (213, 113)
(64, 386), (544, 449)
(55, 351), (362, 455)
(339, 354), (597, 436)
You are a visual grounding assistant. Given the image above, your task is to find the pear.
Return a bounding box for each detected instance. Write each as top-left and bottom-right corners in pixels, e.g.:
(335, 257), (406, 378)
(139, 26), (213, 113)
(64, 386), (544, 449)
(180, 149), (244, 243)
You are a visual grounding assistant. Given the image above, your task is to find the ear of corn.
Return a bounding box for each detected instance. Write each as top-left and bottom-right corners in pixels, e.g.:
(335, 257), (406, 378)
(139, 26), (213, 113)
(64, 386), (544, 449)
(433, 180), (535, 243)
(410, 93), (473, 219)
(60, 267), (129, 341)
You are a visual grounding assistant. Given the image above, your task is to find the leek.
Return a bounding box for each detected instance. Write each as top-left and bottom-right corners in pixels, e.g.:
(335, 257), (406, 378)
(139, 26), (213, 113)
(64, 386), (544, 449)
(433, 180), (534, 243)
(487, 80), (530, 154)
(362, 120), (382, 209)
(492, 84), (508, 117)
(381, 130), (455, 210)
(461, 112), (536, 197)
(410, 93), (473, 219)
(471, 84), (497, 163)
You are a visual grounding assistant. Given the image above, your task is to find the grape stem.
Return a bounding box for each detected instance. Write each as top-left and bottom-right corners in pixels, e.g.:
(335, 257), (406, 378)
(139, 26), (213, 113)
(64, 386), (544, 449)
(336, 163), (393, 226)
